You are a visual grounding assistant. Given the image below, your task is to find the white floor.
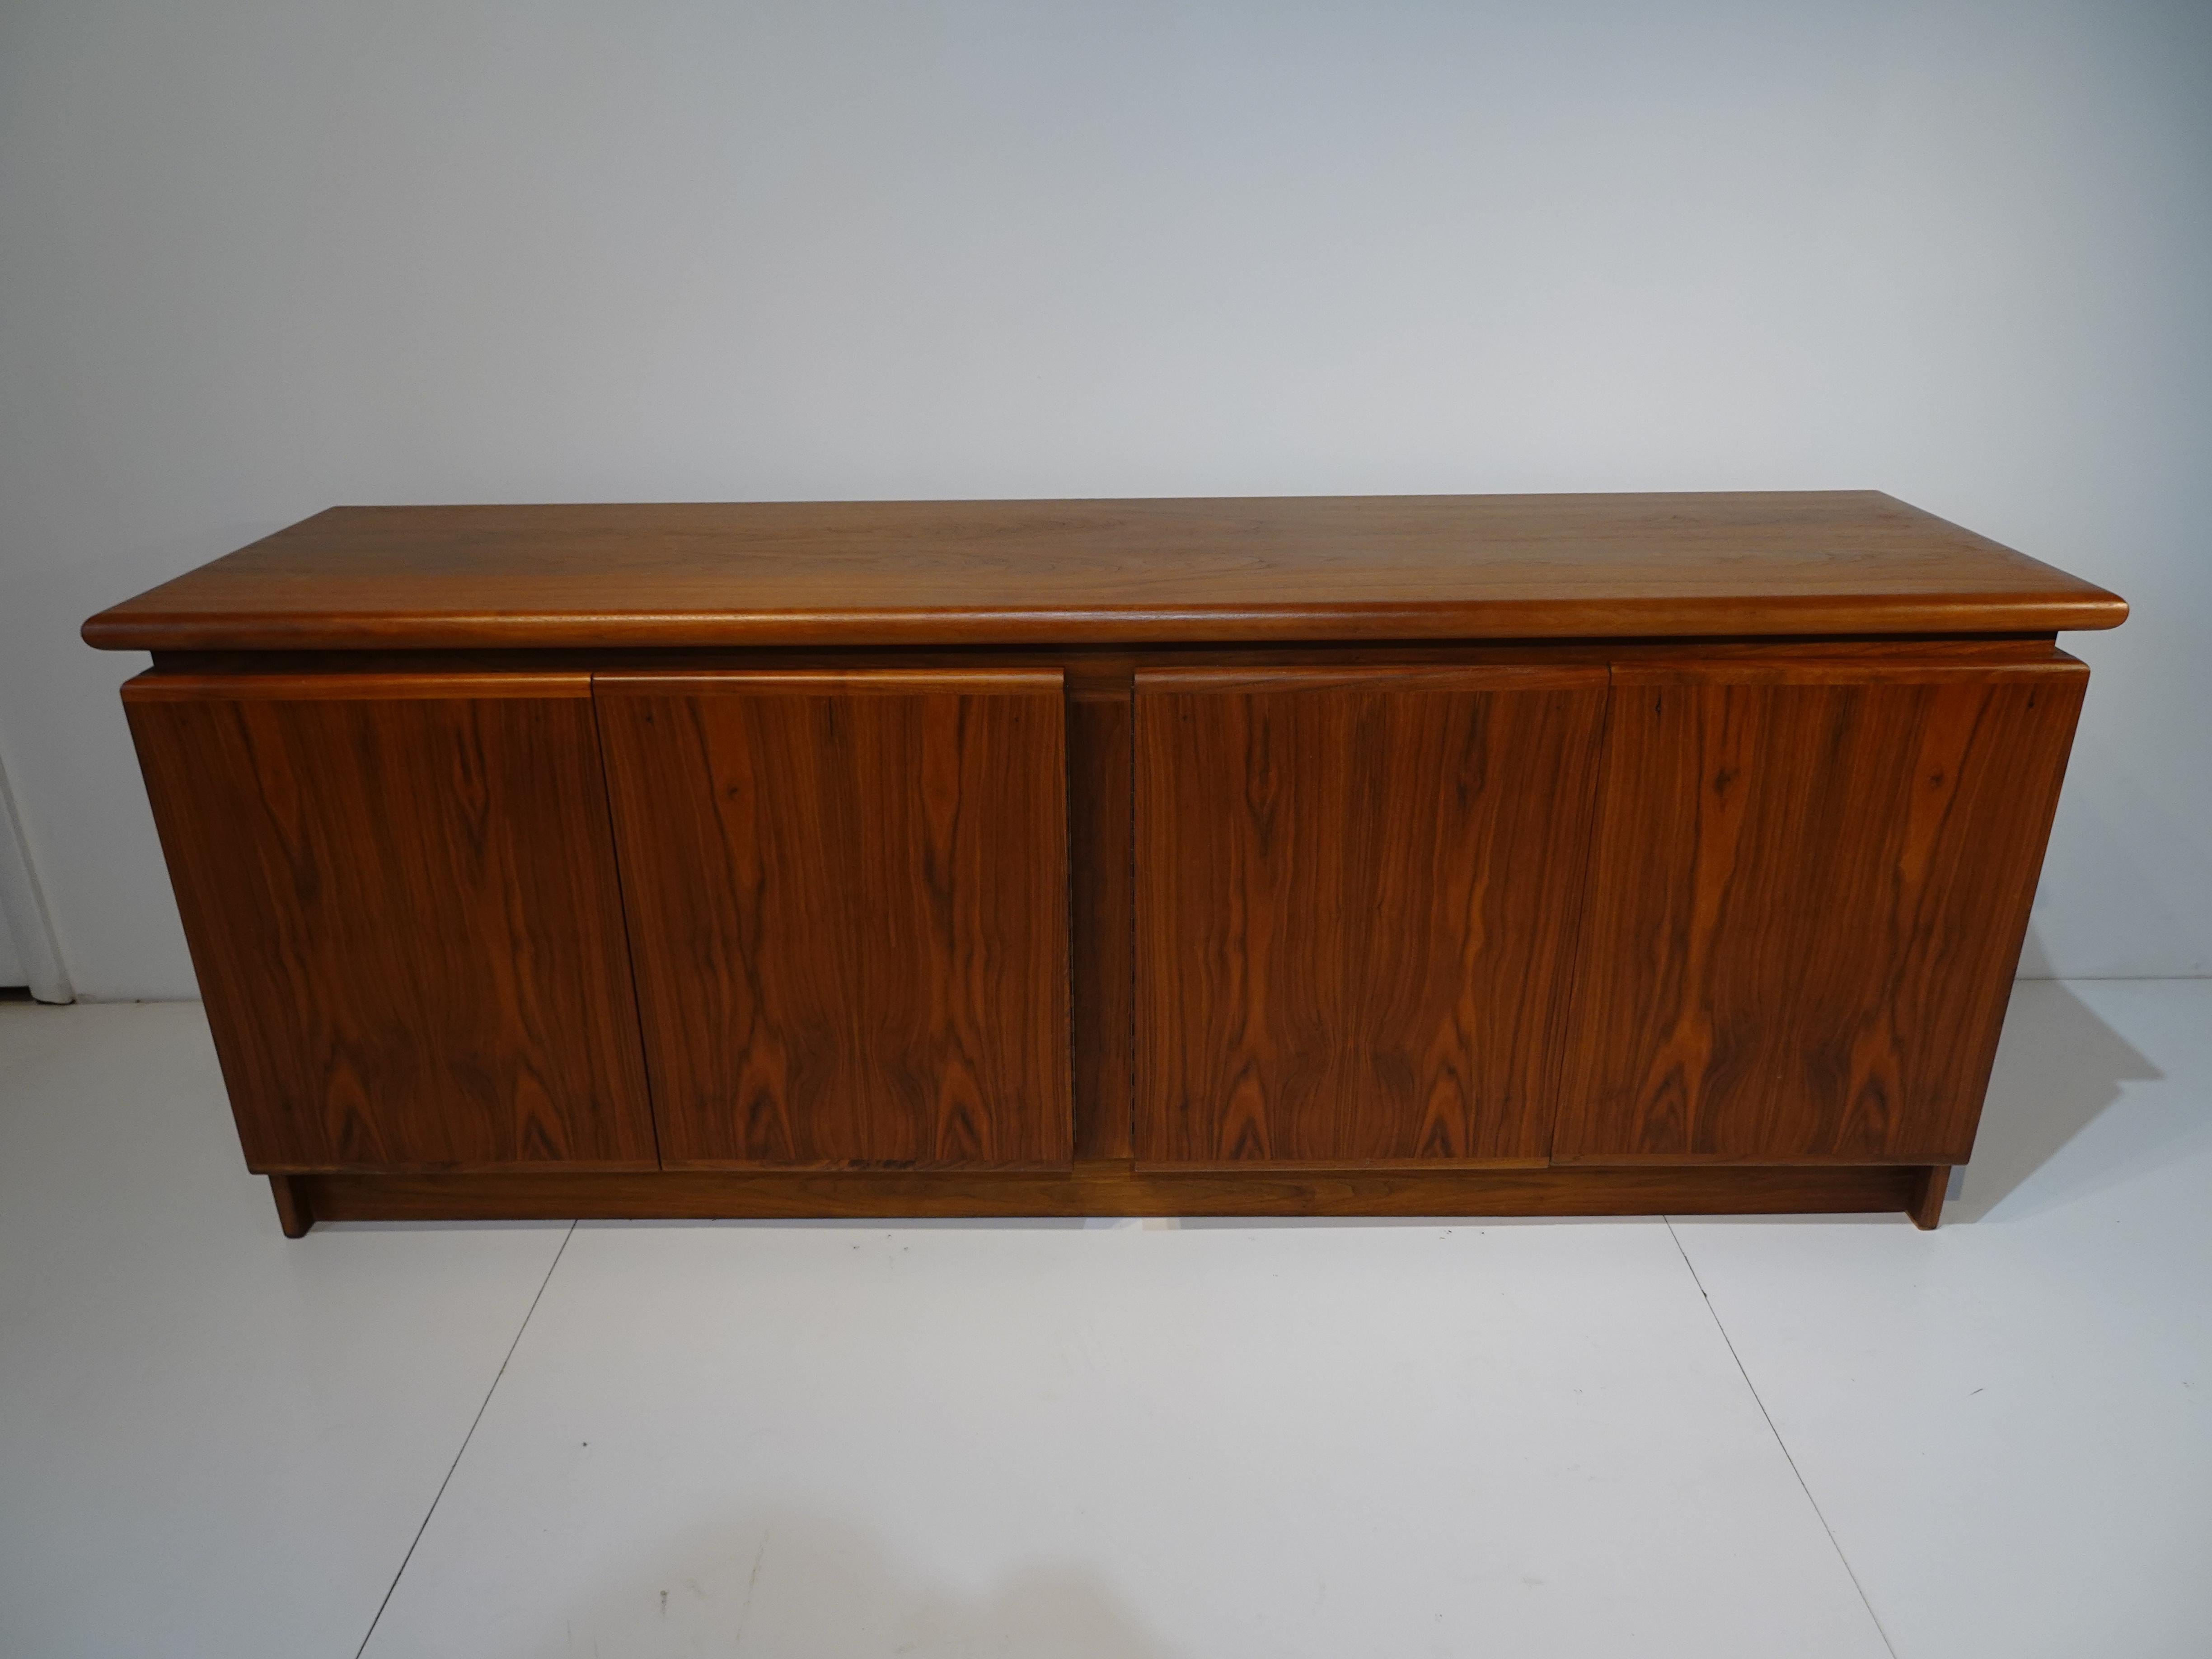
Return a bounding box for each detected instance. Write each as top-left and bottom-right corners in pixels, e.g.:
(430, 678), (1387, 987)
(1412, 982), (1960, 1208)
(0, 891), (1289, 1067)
(1, 982), (2206, 1658)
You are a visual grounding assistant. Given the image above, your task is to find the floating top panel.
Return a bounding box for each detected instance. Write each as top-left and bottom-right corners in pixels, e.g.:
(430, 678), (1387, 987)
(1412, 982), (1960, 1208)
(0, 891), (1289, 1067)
(83, 491), (2127, 651)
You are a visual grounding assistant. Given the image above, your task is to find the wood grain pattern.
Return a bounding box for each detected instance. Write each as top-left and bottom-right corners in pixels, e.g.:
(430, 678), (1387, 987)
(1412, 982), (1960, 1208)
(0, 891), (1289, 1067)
(81, 492), (2127, 651)
(1070, 689), (1135, 1160)
(293, 1161), (1924, 1227)
(123, 672), (656, 1170)
(121, 670), (590, 700)
(98, 493), (2118, 1228)
(1135, 665), (1607, 1165)
(596, 669), (1072, 1167)
(1555, 654), (2088, 1165)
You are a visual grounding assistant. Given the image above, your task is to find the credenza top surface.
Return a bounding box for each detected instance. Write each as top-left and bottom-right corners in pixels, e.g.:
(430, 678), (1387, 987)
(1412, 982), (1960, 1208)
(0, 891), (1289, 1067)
(83, 490), (2126, 651)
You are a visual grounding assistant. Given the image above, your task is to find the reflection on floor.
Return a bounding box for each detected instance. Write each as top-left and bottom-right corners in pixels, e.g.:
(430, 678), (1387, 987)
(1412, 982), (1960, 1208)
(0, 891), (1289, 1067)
(0, 979), (2205, 1659)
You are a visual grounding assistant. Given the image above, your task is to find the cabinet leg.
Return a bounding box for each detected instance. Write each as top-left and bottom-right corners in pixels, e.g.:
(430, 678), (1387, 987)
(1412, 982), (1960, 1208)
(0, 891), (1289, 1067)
(1906, 1165), (1949, 1230)
(269, 1174), (316, 1238)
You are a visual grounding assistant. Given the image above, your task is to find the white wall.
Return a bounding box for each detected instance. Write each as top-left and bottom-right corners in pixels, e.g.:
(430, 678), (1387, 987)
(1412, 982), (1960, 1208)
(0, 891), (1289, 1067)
(0, 753), (71, 999)
(1, 0), (2206, 999)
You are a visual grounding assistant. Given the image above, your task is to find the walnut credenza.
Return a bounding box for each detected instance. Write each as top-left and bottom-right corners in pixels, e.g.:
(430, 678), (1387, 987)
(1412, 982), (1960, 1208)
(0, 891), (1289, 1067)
(84, 492), (2126, 1235)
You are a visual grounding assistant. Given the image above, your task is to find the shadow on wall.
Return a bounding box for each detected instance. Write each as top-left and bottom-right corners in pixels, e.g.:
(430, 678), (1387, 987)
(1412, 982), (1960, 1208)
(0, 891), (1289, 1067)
(503, 1509), (1182, 1659)
(1950, 970), (2164, 1223)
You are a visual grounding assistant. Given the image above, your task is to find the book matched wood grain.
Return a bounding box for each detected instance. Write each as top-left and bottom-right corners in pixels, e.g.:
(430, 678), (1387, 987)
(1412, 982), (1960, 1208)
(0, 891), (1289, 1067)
(595, 670), (1072, 1168)
(1555, 654), (2087, 1164)
(124, 672), (656, 1170)
(94, 494), (2122, 1229)
(82, 492), (2127, 651)
(1134, 665), (1608, 1165)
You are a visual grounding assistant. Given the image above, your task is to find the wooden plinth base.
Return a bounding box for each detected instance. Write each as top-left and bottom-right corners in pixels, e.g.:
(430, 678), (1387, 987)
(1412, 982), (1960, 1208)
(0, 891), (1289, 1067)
(272, 1162), (1944, 1235)
(268, 1173), (316, 1239)
(1905, 1164), (1952, 1230)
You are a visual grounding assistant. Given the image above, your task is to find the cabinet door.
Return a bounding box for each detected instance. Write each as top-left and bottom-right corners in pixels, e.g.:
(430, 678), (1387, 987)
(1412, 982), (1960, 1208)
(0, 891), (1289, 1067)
(124, 673), (656, 1171)
(596, 670), (1072, 1168)
(1555, 655), (2088, 1165)
(1134, 665), (1608, 1165)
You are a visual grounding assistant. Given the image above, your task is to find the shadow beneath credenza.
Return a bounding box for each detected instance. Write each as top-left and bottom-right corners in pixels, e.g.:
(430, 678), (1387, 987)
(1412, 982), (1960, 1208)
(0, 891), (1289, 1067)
(1949, 976), (2164, 1223)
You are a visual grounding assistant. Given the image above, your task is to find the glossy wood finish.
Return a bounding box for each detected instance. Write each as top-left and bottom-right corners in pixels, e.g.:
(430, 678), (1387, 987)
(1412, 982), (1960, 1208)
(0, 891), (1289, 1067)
(81, 492), (2127, 651)
(1069, 687), (1136, 1160)
(595, 670), (1072, 1168)
(1134, 665), (1608, 1166)
(124, 673), (656, 1170)
(293, 1161), (1924, 1228)
(93, 495), (2123, 1232)
(1556, 654), (2087, 1166)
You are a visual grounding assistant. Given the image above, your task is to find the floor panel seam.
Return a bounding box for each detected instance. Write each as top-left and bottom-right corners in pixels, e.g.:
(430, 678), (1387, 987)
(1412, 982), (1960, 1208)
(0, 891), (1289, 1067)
(1664, 1216), (1900, 1659)
(351, 1219), (577, 1659)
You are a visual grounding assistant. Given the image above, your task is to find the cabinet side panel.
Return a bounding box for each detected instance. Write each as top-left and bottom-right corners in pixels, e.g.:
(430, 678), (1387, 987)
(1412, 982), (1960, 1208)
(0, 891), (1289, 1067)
(123, 681), (656, 1169)
(1558, 657), (2087, 1162)
(1134, 670), (1607, 1165)
(597, 674), (1073, 1168)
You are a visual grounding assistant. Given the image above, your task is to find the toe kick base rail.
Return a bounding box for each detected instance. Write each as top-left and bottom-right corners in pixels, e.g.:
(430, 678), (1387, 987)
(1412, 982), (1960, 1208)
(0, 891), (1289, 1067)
(275, 1164), (1938, 1234)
